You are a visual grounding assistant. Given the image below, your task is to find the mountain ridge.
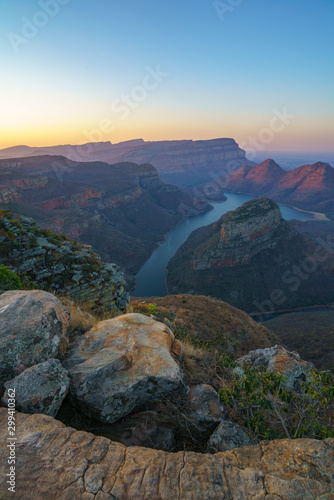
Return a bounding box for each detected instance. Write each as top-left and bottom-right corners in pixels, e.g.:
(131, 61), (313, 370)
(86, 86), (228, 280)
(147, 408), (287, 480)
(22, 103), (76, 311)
(0, 138), (254, 193)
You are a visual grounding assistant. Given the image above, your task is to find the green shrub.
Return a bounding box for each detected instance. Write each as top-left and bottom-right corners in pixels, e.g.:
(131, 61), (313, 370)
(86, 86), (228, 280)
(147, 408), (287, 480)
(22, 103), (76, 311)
(0, 265), (22, 291)
(146, 303), (157, 316)
(220, 363), (334, 441)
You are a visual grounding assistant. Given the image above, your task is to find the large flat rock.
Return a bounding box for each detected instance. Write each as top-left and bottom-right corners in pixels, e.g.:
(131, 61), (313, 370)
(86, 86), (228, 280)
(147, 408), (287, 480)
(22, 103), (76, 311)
(0, 409), (333, 499)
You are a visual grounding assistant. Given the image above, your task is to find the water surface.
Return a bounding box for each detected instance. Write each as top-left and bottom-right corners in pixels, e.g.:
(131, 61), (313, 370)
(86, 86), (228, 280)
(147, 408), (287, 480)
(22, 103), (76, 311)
(132, 193), (315, 297)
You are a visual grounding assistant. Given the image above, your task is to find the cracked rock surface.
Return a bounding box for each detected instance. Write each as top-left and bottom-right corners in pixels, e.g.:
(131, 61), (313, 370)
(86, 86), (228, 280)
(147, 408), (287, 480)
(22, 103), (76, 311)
(0, 409), (333, 499)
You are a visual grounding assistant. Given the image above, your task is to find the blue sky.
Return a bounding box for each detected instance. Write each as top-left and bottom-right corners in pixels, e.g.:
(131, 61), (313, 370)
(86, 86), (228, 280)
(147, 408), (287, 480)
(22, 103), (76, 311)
(0, 0), (333, 151)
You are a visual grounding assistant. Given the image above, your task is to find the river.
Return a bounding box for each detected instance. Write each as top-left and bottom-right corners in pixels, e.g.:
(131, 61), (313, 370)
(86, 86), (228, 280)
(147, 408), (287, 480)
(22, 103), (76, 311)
(132, 193), (315, 297)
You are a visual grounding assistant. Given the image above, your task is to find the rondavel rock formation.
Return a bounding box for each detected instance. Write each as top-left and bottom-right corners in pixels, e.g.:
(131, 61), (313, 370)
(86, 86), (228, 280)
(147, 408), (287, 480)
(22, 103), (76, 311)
(167, 197), (334, 313)
(0, 289), (333, 499)
(226, 158), (334, 216)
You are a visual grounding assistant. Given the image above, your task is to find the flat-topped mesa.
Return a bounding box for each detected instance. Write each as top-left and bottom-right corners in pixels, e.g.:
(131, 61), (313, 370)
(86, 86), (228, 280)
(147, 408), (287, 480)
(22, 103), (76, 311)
(193, 198), (294, 270)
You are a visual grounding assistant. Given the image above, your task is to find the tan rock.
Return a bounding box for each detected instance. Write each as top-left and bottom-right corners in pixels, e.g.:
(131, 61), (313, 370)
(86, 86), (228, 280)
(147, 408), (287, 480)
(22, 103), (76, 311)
(0, 409), (333, 499)
(64, 313), (189, 423)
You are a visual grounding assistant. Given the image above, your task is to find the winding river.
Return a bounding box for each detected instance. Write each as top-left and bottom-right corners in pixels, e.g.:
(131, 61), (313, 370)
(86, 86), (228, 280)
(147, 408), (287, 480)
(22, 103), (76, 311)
(132, 193), (315, 298)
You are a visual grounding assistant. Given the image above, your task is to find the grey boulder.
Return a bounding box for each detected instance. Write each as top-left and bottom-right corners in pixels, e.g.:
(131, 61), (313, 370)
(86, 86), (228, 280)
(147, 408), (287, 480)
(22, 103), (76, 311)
(0, 290), (70, 385)
(235, 345), (314, 391)
(206, 420), (256, 453)
(2, 358), (69, 417)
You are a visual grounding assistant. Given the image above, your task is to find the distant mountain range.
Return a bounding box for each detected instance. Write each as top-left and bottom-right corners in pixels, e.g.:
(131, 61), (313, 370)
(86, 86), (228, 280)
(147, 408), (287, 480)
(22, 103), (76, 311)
(225, 159), (334, 217)
(0, 155), (210, 287)
(0, 138), (252, 194)
(167, 198), (334, 313)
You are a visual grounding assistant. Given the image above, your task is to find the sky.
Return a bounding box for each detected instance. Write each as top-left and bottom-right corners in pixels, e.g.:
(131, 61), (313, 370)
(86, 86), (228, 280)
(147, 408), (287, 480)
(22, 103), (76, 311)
(0, 0), (333, 152)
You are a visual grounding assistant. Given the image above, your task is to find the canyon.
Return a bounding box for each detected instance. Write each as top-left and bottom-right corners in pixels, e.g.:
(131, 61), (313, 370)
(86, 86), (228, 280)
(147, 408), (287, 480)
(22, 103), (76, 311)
(0, 155), (210, 287)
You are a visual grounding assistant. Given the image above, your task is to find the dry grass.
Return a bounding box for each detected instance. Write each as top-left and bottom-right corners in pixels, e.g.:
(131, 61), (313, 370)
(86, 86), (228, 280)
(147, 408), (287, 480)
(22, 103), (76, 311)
(67, 303), (98, 335)
(180, 340), (232, 390)
(59, 296), (121, 338)
(131, 294), (278, 358)
(180, 340), (208, 382)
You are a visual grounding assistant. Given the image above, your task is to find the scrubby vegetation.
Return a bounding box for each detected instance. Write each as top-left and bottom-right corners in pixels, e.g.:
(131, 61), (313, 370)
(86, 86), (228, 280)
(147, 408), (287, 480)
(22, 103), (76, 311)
(0, 265), (22, 291)
(220, 359), (334, 441)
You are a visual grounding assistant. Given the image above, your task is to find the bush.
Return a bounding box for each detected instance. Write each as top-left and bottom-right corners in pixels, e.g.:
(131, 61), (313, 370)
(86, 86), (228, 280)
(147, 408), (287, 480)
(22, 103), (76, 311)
(0, 265), (22, 291)
(220, 363), (334, 441)
(145, 303), (157, 316)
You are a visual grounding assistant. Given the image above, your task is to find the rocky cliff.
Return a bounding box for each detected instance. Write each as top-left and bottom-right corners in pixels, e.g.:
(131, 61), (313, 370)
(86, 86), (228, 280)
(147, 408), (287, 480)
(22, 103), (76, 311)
(226, 159), (334, 217)
(0, 155), (211, 287)
(0, 211), (129, 312)
(167, 198), (334, 313)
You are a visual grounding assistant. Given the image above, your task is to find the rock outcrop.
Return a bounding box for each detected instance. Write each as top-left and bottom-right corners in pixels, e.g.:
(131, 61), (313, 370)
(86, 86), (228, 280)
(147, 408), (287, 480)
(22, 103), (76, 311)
(2, 359), (69, 416)
(235, 345), (314, 391)
(0, 410), (333, 499)
(179, 384), (222, 436)
(0, 211), (129, 312)
(0, 290), (70, 385)
(167, 198), (334, 313)
(64, 313), (189, 423)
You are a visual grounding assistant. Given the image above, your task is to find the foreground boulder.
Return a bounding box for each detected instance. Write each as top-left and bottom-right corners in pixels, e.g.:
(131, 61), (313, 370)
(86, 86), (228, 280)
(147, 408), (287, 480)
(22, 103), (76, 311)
(0, 409), (333, 499)
(235, 345), (314, 391)
(2, 359), (69, 417)
(64, 313), (189, 423)
(0, 290), (70, 385)
(206, 420), (256, 453)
